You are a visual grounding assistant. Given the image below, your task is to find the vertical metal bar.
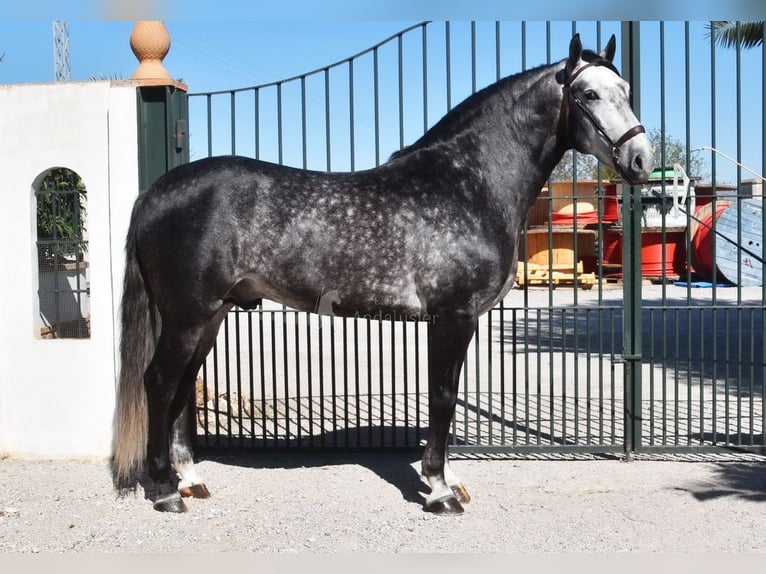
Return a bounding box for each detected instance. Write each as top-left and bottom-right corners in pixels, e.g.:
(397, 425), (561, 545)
(294, 310), (302, 443)
(561, 308), (568, 444)
(697, 308), (715, 446)
(611, 310), (617, 444)
(330, 317), (338, 446)
(342, 318), (349, 447)
(366, 319), (372, 446)
(398, 34), (405, 152)
(512, 308), (529, 445)
(621, 21), (643, 455)
(374, 48), (380, 166)
(254, 89), (260, 160)
(223, 316), (232, 443)
(301, 77), (308, 169)
(277, 83), (283, 165)
(282, 309), (290, 446)
(234, 311), (243, 446)
(201, 359), (210, 446)
(306, 313), (314, 446)
(446, 21), (452, 110)
(213, 338), (221, 444)
(414, 322), (421, 444)
(258, 310), (266, 443)
(325, 68), (332, 171)
(349, 59), (356, 172)
(762, 21), (766, 448)
(521, 22), (527, 71)
(354, 317), (361, 445)
(391, 320), (397, 446)
(402, 320), (410, 447)
(735, 23), (744, 445)
(473, 322), (480, 444)
(378, 320), (385, 445)
(72, 187), (83, 337)
(422, 23), (429, 133)
(206, 94), (212, 157)
(487, 311), (494, 445)
(471, 21), (477, 94)
(709, 21), (718, 443)
(247, 312), (255, 445)
(725, 307), (731, 442)
(495, 21), (501, 81)
(230, 91), (236, 155)
(270, 311), (278, 443)
(318, 314), (325, 447)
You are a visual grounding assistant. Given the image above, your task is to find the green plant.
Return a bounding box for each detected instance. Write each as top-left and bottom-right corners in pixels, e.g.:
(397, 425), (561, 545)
(36, 168), (87, 266)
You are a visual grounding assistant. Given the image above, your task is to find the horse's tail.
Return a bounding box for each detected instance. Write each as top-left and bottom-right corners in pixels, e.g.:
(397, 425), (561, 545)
(111, 200), (154, 492)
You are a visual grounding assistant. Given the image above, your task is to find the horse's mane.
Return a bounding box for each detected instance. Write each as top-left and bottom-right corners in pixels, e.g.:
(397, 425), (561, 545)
(389, 63), (555, 160)
(389, 49), (619, 161)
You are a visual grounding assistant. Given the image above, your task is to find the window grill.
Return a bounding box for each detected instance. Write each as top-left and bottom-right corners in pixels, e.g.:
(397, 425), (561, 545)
(35, 168), (90, 339)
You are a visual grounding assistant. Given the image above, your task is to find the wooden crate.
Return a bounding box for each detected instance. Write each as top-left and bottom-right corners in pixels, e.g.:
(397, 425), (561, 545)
(516, 261), (596, 289)
(524, 226), (598, 272)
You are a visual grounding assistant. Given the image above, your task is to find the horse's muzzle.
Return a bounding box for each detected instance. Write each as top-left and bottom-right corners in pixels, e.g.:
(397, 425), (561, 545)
(617, 138), (654, 185)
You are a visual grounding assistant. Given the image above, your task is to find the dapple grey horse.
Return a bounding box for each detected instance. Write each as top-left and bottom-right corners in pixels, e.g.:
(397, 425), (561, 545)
(112, 34), (653, 514)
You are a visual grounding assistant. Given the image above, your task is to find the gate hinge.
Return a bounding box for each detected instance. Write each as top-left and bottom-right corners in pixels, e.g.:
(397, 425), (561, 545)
(174, 119), (187, 151)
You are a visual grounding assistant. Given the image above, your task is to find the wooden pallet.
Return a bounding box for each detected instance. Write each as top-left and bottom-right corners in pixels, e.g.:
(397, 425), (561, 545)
(516, 261), (596, 289)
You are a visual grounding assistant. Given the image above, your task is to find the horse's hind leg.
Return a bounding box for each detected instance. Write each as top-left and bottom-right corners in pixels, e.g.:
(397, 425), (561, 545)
(422, 311), (477, 515)
(145, 306), (231, 512)
(170, 405), (211, 499)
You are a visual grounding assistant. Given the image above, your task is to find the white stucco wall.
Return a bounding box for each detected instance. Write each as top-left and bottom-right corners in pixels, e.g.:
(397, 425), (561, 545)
(0, 81), (140, 458)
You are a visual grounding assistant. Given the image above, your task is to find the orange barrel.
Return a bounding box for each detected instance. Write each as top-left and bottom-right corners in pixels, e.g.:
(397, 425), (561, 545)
(602, 228), (622, 266)
(601, 183), (620, 223)
(640, 229), (686, 277)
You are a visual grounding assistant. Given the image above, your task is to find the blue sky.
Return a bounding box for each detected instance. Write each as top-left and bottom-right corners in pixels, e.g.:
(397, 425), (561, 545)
(2, 7), (766, 184)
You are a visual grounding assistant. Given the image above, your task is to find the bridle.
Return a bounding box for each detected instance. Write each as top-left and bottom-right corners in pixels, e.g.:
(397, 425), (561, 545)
(562, 61), (646, 162)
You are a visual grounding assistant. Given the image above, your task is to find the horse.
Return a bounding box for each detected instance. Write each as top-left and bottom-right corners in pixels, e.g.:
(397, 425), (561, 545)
(111, 33), (654, 515)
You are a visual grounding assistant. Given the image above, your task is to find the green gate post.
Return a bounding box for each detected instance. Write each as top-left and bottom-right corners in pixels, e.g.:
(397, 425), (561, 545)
(129, 21), (192, 435)
(621, 22), (643, 457)
(129, 21), (190, 191)
(137, 86), (189, 191)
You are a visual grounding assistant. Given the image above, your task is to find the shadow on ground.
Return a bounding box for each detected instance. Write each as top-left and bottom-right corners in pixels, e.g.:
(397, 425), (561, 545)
(675, 461), (766, 502)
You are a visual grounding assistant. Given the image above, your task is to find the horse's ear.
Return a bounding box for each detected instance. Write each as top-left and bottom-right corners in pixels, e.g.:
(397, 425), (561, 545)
(600, 34), (617, 63)
(567, 34), (582, 76)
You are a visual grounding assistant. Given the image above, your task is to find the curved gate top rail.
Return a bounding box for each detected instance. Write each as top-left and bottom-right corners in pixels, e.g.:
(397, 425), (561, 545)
(189, 22), (429, 97)
(187, 21), (765, 456)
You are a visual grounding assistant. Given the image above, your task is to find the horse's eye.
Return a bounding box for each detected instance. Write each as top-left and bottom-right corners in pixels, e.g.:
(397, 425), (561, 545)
(584, 90), (599, 101)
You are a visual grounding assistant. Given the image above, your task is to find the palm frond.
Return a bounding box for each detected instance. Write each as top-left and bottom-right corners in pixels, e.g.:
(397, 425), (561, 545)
(706, 21), (764, 50)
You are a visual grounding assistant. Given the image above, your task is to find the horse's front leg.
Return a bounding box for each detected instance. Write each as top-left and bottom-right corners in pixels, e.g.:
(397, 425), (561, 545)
(422, 310), (477, 515)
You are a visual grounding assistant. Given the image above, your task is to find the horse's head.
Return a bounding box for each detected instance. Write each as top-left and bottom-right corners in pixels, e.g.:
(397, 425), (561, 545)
(561, 34), (654, 185)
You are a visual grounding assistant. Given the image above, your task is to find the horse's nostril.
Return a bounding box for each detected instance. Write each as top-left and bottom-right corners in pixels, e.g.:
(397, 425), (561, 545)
(633, 154), (644, 172)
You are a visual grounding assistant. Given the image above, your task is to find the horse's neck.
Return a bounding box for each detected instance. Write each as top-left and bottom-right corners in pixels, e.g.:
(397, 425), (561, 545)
(488, 66), (567, 194)
(415, 63), (568, 212)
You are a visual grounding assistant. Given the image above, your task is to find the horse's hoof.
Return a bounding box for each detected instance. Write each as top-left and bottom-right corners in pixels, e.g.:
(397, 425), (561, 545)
(424, 497), (464, 515)
(179, 483), (211, 499)
(153, 495), (188, 513)
(451, 484), (471, 504)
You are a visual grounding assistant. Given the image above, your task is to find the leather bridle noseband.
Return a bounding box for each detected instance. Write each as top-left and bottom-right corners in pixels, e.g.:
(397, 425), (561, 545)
(562, 61), (646, 161)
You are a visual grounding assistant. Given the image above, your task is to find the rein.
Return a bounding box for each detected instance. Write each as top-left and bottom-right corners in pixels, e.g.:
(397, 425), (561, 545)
(562, 61), (646, 161)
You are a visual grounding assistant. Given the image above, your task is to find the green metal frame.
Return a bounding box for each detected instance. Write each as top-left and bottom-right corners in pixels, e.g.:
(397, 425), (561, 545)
(620, 22), (643, 456)
(137, 85), (190, 191)
(185, 21), (765, 457)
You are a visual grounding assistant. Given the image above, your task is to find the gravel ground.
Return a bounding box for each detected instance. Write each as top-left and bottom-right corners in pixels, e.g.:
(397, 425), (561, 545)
(2, 451), (766, 553)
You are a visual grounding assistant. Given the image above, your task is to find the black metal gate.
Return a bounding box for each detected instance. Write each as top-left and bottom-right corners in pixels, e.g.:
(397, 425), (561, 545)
(187, 21), (765, 455)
